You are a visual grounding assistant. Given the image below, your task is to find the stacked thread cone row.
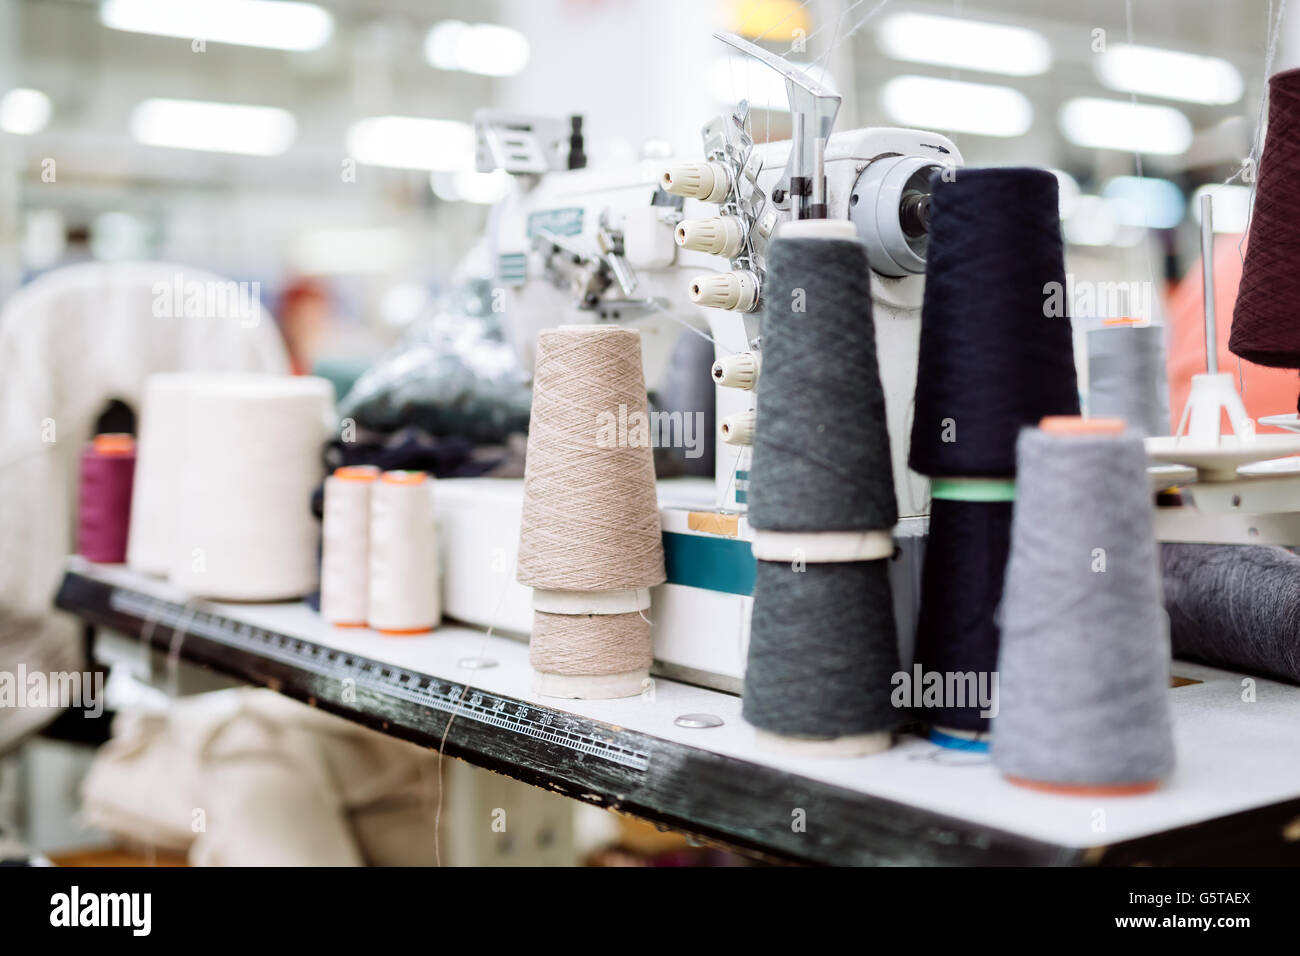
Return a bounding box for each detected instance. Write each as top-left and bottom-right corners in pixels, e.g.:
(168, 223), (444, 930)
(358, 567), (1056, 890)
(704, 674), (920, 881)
(321, 467), (440, 634)
(517, 327), (665, 699)
(742, 220), (902, 747)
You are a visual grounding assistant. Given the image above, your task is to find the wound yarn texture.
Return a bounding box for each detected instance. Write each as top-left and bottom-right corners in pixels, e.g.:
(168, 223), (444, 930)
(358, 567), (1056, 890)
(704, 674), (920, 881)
(1087, 324), (1170, 437)
(1232, 68), (1300, 372)
(743, 560), (900, 737)
(530, 610), (653, 677)
(517, 327), (665, 592)
(77, 440), (135, 564)
(993, 427), (1175, 787)
(742, 231), (900, 740)
(747, 235), (897, 531)
(320, 469), (375, 625)
(1162, 543), (1300, 685)
(910, 167), (1080, 477)
(518, 326), (662, 689)
(911, 497), (1013, 731)
(169, 375), (333, 601)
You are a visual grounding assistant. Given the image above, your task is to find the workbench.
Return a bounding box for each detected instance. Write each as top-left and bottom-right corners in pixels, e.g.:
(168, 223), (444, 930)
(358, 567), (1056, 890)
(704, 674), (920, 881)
(55, 558), (1300, 866)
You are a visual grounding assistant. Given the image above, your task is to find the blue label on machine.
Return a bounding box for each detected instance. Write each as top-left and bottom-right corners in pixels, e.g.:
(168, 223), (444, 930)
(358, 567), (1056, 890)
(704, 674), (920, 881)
(662, 531), (756, 596)
(526, 207), (584, 239)
(498, 252), (527, 286)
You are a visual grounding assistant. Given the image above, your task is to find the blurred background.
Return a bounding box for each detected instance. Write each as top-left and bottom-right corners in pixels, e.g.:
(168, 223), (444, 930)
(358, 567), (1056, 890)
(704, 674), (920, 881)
(0, 0), (1286, 866)
(0, 0), (1281, 378)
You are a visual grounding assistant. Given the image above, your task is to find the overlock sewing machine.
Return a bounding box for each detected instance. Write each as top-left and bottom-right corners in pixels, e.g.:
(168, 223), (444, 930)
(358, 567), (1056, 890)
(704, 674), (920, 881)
(436, 34), (962, 690)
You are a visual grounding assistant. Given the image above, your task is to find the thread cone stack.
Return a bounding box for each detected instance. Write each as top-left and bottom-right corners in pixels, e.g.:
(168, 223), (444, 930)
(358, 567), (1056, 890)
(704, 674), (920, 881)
(908, 167), (1080, 743)
(742, 219), (901, 755)
(518, 326), (665, 699)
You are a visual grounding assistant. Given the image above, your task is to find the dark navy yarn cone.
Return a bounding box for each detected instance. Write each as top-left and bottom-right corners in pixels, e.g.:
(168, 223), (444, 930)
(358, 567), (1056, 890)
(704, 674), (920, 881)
(909, 167), (1079, 477)
(911, 497), (1013, 732)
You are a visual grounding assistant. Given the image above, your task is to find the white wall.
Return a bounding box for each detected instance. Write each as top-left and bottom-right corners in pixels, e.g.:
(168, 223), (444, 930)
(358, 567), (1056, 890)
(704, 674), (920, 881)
(495, 0), (726, 162)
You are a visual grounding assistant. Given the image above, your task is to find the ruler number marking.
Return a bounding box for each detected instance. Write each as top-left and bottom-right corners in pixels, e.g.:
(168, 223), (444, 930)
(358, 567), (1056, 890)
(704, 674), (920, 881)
(107, 589), (650, 771)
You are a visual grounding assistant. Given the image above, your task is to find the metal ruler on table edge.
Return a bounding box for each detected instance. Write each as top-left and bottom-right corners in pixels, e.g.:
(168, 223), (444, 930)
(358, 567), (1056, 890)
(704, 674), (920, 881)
(106, 586), (652, 772)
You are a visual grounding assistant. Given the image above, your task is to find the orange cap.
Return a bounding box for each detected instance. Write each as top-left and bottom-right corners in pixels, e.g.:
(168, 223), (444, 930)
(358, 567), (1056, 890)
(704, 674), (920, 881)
(92, 433), (136, 456)
(1006, 775), (1160, 797)
(1039, 415), (1126, 436)
(381, 470), (427, 485)
(333, 465), (380, 482)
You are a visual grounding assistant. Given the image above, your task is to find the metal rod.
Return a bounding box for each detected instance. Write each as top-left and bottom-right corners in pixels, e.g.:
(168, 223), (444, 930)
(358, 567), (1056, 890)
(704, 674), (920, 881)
(811, 136), (827, 217)
(789, 113), (804, 221)
(1200, 193), (1217, 376)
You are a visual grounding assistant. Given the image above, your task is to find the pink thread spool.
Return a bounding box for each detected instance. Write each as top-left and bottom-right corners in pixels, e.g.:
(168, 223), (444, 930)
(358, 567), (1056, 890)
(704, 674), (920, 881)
(78, 433), (137, 563)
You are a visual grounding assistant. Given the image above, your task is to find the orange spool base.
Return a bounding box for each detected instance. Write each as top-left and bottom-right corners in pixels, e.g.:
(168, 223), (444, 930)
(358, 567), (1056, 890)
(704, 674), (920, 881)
(1005, 775), (1160, 797)
(377, 627), (433, 637)
(1039, 414), (1127, 436)
(332, 621), (368, 629)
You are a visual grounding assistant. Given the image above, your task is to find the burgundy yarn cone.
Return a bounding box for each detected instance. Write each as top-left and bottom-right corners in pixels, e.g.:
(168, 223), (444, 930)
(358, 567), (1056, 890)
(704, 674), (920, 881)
(1231, 69), (1300, 378)
(77, 434), (136, 563)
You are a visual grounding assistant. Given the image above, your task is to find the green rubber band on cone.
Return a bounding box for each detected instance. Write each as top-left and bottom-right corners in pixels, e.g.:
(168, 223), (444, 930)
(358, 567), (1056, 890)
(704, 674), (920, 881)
(930, 477), (1017, 502)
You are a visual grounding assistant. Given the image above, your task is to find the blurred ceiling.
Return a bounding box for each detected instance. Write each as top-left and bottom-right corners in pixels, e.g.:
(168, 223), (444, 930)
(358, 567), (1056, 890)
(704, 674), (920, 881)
(0, 0), (1284, 279)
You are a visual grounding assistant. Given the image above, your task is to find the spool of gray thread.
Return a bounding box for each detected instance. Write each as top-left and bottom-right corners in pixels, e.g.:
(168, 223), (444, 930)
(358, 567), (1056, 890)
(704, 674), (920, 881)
(993, 425), (1175, 788)
(1086, 324), (1170, 437)
(744, 560), (900, 738)
(742, 223), (901, 743)
(1162, 543), (1300, 685)
(746, 231), (896, 532)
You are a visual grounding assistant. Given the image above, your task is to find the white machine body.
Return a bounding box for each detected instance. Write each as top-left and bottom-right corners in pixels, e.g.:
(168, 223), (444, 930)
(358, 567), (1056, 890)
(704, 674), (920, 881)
(492, 126), (961, 518)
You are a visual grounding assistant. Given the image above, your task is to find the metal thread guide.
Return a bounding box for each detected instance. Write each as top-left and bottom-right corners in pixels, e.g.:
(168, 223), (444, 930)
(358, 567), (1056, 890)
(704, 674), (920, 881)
(703, 32), (842, 294)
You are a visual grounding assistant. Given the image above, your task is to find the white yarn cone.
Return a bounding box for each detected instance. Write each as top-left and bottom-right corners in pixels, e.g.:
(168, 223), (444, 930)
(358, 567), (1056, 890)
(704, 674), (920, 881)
(369, 471), (440, 634)
(169, 375), (333, 600)
(128, 373), (232, 575)
(321, 465), (380, 626)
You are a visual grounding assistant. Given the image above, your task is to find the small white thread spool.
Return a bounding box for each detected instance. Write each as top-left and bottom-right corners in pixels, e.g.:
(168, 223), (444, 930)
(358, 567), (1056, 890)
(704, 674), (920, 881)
(369, 470), (440, 635)
(321, 465), (380, 627)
